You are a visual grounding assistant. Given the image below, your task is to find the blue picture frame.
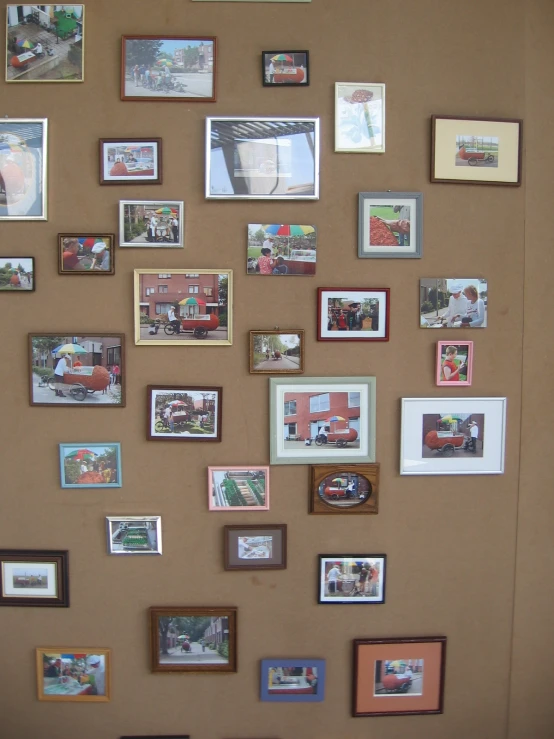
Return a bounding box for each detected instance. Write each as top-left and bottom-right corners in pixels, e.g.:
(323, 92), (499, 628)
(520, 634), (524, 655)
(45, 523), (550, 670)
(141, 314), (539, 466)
(59, 443), (122, 488)
(260, 658), (326, 702)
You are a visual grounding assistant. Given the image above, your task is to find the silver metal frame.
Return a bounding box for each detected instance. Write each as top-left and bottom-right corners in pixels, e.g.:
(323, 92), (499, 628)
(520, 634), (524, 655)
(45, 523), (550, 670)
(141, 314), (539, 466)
(119, 200), (184, 247)
(0, 117), (47, 220)
(206, 116), (320, 200)
(106, 516), (162, 555)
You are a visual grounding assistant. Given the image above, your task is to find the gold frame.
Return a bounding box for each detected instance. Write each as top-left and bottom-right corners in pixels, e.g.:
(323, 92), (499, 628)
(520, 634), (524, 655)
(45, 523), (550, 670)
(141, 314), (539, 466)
(249, 330), (304, 374)
(36, 647), (111, 702)
(6, 4), (85, 83)
(134, 269), (233, 347)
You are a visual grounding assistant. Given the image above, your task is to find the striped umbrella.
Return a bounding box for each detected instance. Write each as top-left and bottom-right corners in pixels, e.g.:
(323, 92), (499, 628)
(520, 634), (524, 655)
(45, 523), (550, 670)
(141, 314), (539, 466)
(16, 38), (34, 49)
(179, 297), (206, 306)
(262, 224), (315, 237)
(271, 54), (293, 62)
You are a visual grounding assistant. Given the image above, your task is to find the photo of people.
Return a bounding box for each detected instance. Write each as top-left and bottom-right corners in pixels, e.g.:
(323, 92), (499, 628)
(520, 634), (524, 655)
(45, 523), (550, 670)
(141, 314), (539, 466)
(238, 535), (272, 560)
(120, 201), (183, 247)
(267, 665), (319, 693)
(436, 342), (473, 386)
(455, 135), (498, 168)
(156, 615), (230, 666)
(2, 559), (59, 600)
(250, 331), (303, 373)
(37, 649), (110, 701)
(59, 444), (121, 488)
(369, 204), (411, 247)
(319, 556), (386, 604)
(149, 387), (220, 440)
(374, 659), (424, 697)
(422, 413), (484, 458)
(100, 140), (160, 183)
(420, 278), (488, 328)
(247, 224), (316, 275)
(262, 51), (309, 86)
(11, 567), (48, 589)
(59, 235), (114, 274)
(0, 257), (34, 290)
(318, 289), (389, 340)
(317, 472), (371, 509)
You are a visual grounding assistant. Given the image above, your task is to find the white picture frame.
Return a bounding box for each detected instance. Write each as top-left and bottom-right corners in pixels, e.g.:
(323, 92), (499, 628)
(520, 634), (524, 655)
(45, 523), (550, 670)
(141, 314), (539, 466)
(400, 397), (507, 475)
(119, 200), (184, 247)
(0, 118), (48, 220)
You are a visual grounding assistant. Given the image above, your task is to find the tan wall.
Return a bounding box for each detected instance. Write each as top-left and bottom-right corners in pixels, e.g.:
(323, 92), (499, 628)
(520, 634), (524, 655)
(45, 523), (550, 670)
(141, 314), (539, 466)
(1, 0), (552, 738)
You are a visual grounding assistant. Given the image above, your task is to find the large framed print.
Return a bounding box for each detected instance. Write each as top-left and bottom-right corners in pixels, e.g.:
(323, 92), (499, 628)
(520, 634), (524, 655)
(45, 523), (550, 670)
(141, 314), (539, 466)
(317, 288), (389, 341)
(353, 637), (446, 717)
(194, 0), (310, 2)
(0, 549), (69, 607)
(29, 333), (125, 407)
(36, 647), (111, 701)
(121, 36), (216, 102)
(358, 192), (422, 259)
(335, 83), (385, 153)
(206, 117), (319, 200)
(0, 118), (47, 220)
(431, 115), (522, 186)
(6, 5), (84, 83)
(134, 269), (232, 346)
(100, 138), (162, 185)
(120, 201), (184, 247)
(270, 377), (376, 465)
(400, 397), (507, 475)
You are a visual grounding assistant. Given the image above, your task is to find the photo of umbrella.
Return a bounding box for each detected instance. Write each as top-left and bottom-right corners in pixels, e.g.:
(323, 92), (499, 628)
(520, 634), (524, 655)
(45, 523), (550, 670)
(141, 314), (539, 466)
(55, 343), (87, 356)
(168, 400), (187, 406)
(178, 297), (206, 306)
(262, 224), (315, 237)
(271, 54), (293, 62)
(66, 449), (96, 461)
(16, 38), (34, 49)
(156, 58), (173, 66)
(155, 207), (178, 215)
(326, 416), (346, 422)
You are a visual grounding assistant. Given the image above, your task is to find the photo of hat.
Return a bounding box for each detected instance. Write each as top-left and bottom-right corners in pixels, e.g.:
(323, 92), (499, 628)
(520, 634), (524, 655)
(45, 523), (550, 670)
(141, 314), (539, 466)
(91, 243), (106, 254)
(449, 282), (464, 293)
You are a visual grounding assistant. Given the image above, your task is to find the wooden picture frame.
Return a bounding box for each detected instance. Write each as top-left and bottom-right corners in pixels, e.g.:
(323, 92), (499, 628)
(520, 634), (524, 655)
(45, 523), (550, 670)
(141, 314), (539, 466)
(147, 385), (222, 442)
(36, 647), (111, 701)
(249, 330), (304, 373)
(224, 524), (287, 570)
(309, 464), (379, 515)
(99, 138), (162, 185)
(317, 288), (390, 341)
(149, 606), (237, 673)
(58, 234), (115, 275)
(353, 636), (446, 716)
(0, 549), (69, 607)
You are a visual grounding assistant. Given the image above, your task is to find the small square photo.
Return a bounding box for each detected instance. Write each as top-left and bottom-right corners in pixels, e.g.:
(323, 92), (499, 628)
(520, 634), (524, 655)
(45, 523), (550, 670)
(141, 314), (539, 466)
(262, 51), (309, 86)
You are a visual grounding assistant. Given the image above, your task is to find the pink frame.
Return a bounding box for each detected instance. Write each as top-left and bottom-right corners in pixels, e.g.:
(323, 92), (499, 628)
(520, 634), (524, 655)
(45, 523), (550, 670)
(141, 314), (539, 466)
(436, 341), (473, 386)
(208, 466), (270, 511)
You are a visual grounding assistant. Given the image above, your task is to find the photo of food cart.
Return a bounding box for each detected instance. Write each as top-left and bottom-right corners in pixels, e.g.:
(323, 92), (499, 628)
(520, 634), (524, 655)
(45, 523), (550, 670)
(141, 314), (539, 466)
(247, 223), (317, 275)
(455, 135), (499, 168)
(422, 413), (484, 458)
(148, 386), (222, 441)
(262, 51), (309, 86)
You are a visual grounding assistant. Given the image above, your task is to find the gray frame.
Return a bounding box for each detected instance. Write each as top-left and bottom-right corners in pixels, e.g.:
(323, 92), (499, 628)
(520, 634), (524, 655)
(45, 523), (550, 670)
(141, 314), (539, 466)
(270, 377), (376, 465)
(358, 191), (422, 259)
(0, 118), (48, 221)
(119, 200), (184, 248)
(106, 516), (162, 555)
(205, 117), (320, 200)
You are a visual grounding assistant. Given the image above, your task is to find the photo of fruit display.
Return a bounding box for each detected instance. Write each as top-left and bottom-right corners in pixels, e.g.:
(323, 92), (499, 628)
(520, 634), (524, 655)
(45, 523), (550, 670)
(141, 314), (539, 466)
(209, 467), (269, 511)
(59, 443), (122, 488)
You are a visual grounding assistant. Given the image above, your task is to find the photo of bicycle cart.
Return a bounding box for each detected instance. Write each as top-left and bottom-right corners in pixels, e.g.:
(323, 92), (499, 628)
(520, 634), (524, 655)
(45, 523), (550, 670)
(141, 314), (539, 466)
(147, 385), (222, 441)
(455, 135), (499, 168)
(422, 413), (484, 458)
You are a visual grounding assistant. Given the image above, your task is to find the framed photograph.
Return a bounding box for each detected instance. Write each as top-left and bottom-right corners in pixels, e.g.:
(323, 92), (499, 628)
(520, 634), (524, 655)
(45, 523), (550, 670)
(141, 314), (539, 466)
(353, 636), (446, 716)
(0, 549), (68, 607)
(106, 517), (162, 555)
(431, 115), (522, 186)
(121, 36), (216, 102)
(0, 118), (47, 220)
(358, 192), (422, 259)
(309, 464), (379, 516)
(147, 385), (222, 442)
(436, 341), (473, 386)
(206, 117), (320, 200)
(247, 223), (317, 276)
(400, 397), (507, 475)
(194, 0), (310, 2)
(6, 5), (84, 83)
(134, 269), (232, 346)
(208, 466), (270, 511)
(335, 83), (385, 153)
(0, 257), (34, 290)
(121, 736), (189, 739)
(119, 200), (183, 247)
(224, 524), (286, 570)
(317, 288), (390, 341)
(262, 50), (309, 86)
(270, 377), (376, 465)
(260, 659), (325, 702)
(149, 606), (237, 673)
(59, 443), (121, 488)
(58, 234), (114, 275)
(29, 334), (125, 407)
(250, 330), (304, 374)
(420, 278), (488, 328)
(318, 555), (386, 604)
(99, 138), (162, 184)
(36, 648), (110, 702)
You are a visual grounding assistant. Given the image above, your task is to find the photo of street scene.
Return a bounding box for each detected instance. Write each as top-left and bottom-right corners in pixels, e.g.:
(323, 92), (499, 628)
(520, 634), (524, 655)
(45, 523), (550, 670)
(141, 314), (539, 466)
(30, 335), (123, 406)
(38, 651), (107, 699)
(374, 659), (424, 696)
(0, 120), (45, 219)
(101, 140), (159, 183)
(422, 413), (484, 459)
(238, 535), (272, 559)
(120, 201), (183, 247)
(157, 615), (230, 666)
(251, 332), (303, 373)
(107, 518), (160, 555)
(247, 224), (316, 275)
(60, 444), (120, 488)
(209, 468), (268, 510)
(263, 51), (308, 85)
(319, 557), (385, 603)
(420, 278), (487, 328)
(369, 203), (411, 247)
(283, 390), (362, 449)
(6, 5), (83, 82)
(149, 388), (219, 439)
(455, 135), (498, 168)
(122, 37), (214, 100)
(317, 471), (371, 509)
(2, 560), (57, 598)
(0, 257), (34, 289)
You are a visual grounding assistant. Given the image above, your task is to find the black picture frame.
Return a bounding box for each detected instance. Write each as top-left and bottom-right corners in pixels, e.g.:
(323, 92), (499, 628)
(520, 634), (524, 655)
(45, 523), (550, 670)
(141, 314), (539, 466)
(262, 50), (309, 87)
